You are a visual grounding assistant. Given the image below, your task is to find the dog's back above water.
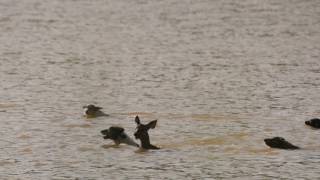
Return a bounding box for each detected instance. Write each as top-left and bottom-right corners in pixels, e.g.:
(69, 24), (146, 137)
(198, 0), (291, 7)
(264, 137), (300, 150)
(83, 104), (108, 118)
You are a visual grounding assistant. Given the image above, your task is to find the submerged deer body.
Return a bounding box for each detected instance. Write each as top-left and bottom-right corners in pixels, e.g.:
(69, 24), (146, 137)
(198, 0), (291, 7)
(134, 116), (160, 150)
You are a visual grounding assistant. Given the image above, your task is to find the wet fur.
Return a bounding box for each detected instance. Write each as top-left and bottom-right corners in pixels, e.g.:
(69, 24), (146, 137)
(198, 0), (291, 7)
(305, 118), (320, 129)
(264, 137), (300, 150)
(134, 116), (160, 150)
(83, 104), (108, 117)
(101, 127), (139, 147)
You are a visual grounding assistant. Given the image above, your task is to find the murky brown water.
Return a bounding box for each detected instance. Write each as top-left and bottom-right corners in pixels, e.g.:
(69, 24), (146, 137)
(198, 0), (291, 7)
(1, 0), (320, 179)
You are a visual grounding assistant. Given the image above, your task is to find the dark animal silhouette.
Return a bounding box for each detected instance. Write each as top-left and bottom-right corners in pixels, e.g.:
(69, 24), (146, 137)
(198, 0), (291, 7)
(83, 104), (108, 118)
(264, 137), (300, 150)
(134, 116), (160, 150)
(101, 127), (139, 147)
(305, 118), (320, 129)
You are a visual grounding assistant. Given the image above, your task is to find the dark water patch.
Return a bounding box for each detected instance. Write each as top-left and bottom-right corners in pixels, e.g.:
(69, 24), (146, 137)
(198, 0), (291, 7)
(101, 144), (121, 149)
(0, 159), (18, 166)
(77, 146), (97, 152)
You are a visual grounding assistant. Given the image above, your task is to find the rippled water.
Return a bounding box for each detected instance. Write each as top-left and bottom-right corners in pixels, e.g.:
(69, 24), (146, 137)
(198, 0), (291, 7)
(1, 0), (320, 179)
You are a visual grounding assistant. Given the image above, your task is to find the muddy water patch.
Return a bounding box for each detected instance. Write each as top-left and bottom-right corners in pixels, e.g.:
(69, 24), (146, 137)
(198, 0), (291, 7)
(17, 133), (32, 139)
(162, 132), (250, 149)
(0, 103), (18, 108)
(0, 159), (18, 166)
(62, 123), (92, 129)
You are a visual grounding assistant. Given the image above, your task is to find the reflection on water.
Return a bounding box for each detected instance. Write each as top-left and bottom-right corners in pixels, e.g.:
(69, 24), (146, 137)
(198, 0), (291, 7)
(1, 0), (320, 179)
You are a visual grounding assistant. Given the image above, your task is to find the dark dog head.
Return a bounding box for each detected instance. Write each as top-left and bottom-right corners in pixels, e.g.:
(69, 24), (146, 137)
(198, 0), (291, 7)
(101, 127), (139, 147)
(134, 116), (159, 149)
(100, 129), (112, 139)
(305, 118), (320, 128)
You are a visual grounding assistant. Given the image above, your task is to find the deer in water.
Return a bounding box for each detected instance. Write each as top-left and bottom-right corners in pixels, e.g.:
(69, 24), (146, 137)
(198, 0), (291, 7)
(134, 116), (160, 150)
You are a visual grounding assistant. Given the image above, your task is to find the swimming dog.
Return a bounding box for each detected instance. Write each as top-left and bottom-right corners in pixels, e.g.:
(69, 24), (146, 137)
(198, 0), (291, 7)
(101, 126), (139, 147)
(264, 137), (300, 150)
(305, 118), (320, 129)
(83, 104), (108, 118)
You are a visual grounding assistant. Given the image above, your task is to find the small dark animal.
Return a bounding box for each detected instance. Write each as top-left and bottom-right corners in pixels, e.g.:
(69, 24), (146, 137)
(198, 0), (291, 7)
(83, 104), (108, 118)
(264, 137), (300, 150)
(134, 116), (160, 150)
(101, 127), (139, 147)
(305, 118), (320, 129)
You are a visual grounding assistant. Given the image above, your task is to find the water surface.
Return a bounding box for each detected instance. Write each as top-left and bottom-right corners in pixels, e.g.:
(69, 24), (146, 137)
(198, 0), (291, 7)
(0, 0), (320, 179)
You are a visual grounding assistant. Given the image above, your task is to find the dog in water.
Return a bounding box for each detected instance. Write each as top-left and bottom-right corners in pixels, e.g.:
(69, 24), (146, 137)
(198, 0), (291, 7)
(134, 116), (160, 150)
(264, 137), (300, 150)
(305, 118), (320, 129)
(83, 104), (108, 118)
(101, 126), (139, 147)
